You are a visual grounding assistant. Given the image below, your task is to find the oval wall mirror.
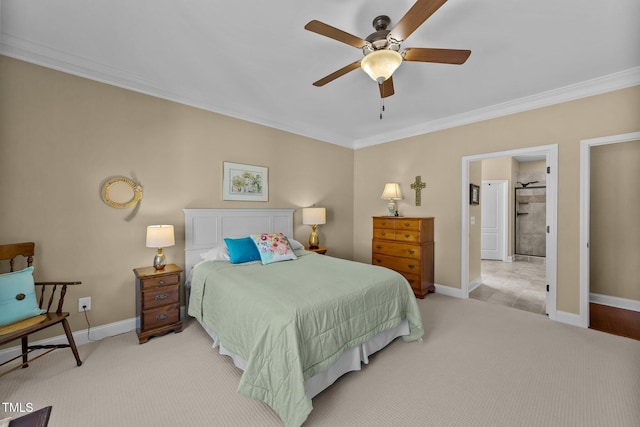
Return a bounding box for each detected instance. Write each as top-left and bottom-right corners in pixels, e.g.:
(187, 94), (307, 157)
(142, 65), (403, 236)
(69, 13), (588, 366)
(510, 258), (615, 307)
(101, 176), (143, 209)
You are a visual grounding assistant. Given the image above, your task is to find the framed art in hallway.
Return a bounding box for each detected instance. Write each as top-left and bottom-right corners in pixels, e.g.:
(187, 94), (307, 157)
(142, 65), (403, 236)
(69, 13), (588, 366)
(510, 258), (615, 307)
(470, 183), (480, 205)
(223, 162), (268, 201)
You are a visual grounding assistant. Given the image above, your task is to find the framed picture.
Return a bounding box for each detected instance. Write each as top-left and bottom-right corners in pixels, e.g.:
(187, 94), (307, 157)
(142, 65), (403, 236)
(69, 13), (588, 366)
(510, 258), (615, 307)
(470, 183), (480, 205)
(223, 162), (268, 201)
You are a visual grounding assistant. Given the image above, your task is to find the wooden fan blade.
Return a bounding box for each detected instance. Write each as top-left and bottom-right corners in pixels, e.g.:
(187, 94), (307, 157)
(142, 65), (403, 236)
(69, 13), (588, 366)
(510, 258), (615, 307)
(313, 61), (362, 87)
(389, 0), (448, 42)
(305, 20), (368, 49)
(378, 77), (395, 98)
(403, 47), (471, 64)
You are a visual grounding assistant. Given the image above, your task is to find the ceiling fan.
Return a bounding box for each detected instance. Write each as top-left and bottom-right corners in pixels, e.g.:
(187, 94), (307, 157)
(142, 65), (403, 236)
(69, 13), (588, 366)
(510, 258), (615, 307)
(304, 0), (471, 99)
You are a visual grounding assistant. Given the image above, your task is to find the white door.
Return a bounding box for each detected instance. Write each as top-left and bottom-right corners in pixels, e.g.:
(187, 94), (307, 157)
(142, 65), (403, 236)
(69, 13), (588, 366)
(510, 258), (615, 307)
(481, 181), (507, 260)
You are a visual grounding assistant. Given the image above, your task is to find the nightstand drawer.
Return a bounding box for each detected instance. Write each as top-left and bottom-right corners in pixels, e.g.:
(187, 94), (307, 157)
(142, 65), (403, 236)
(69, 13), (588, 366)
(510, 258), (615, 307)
(143, 303), (180, 330)
(372, 241), (421, 259)
(140, 274), (179, 289)
(143, 286), (180, 310)
(372, 254), (420, 274)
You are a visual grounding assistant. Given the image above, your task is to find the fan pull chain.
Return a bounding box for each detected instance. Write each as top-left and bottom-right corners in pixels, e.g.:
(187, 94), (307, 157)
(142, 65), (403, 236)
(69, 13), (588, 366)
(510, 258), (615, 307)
(380, 98), (385, 120)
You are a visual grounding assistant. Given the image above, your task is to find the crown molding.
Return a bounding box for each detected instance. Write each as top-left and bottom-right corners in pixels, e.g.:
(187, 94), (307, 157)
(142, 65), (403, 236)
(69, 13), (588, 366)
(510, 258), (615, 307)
(2, 33), (638, 151)
(353, 67), (640, 149)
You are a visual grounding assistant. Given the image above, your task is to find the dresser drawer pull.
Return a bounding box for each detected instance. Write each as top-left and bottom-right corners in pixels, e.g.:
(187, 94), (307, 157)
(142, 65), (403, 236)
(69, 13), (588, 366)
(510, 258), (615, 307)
(404, 234), (410, 238)
(155, 313), (169, 321)
(376, 245), (383, 249)
(154, 293), (169, 301)
(158, 280), (166, 285)
(376, 259), (382, 263)
(408, 264), (415, 269)
(403, 223), (411, 228)
(381, 221), (387, 226)
(381, 231), (387, 236)
(408, 249), (415, 255)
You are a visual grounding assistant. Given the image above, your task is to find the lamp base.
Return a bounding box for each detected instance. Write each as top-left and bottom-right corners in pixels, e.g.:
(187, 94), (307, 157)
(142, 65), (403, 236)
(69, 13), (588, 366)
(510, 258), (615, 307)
(153, 250), (166, 271)
(387, 201), (397, 216)
(308, 226), (320, 250)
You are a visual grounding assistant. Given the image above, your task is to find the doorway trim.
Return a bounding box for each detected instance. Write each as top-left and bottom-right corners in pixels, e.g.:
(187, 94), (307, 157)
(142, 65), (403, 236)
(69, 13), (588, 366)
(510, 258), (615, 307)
(461, 144), (558, 320)
(579, 131), (640, 328)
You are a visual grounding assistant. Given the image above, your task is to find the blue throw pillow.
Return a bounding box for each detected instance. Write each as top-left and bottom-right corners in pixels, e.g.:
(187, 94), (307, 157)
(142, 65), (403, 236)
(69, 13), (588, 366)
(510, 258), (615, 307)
(224, 237), (261, 264)
(0, 267), (46, 326)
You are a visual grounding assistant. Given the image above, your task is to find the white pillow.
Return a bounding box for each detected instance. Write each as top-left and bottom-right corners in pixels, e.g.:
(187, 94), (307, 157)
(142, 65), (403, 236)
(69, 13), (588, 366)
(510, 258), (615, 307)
(200, 245), (230, 261)
(287, 238), (304, 250)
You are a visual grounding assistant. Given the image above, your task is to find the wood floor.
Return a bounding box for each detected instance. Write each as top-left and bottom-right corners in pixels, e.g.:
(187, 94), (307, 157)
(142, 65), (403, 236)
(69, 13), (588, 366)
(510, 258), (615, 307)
(589, 302), (640, 341)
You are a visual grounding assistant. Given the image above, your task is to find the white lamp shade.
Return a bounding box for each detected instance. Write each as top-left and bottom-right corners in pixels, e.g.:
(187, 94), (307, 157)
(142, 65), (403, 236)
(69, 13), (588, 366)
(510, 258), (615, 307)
(381, 183), (403, 200)
(361, 50), (403, 83)
(146, 225), (175, 248)
(302, 207), (326, 225)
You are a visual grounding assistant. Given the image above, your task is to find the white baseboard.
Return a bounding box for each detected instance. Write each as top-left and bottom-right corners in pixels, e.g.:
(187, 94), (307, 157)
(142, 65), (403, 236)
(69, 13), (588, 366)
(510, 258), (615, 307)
(435, 283), (465, 298)
(555, 310), (586, 328)
(590, 293), (640, 312)
(467, 276), (482, 293)
(0, 306), (187, 364)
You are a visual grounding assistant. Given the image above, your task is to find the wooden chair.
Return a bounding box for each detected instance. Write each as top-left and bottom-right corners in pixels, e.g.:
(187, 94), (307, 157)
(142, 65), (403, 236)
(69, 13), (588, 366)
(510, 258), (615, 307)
(0, 242), (82, 377)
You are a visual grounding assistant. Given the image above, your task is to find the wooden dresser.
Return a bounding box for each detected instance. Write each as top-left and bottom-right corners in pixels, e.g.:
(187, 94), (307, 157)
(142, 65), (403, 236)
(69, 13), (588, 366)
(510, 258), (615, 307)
(372, 216), (435, 298)
(133, 264), (183, 344)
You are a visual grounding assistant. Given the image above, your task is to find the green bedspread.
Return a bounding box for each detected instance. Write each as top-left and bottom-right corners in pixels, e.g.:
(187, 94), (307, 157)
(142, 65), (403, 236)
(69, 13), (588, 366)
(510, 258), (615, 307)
(188, 250), (424, 427)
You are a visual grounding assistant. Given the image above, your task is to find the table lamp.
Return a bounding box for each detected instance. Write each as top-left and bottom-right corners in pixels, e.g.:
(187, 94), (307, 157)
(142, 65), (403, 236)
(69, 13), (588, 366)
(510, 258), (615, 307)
(302, 207), (326, 249)
(381, 183), (403, 216)
(146, 225), (175, 270)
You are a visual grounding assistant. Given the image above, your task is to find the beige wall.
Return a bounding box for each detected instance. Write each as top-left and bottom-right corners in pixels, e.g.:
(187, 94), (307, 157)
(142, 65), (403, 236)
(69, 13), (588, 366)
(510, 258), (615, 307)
(590, 140), (640, 301)
(0, 56), (354, 338)
(468, 162), (482, 281)
(354, 85), (640, 314)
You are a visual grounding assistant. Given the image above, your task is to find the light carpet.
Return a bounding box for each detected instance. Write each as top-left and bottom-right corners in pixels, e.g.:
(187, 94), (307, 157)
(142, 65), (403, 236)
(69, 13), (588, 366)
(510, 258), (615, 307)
(1, 294), (639, 426)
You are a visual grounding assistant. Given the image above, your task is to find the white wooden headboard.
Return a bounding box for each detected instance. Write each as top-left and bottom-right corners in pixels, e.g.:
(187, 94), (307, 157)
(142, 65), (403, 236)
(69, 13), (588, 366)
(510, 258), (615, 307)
(183, 208), (295, 274)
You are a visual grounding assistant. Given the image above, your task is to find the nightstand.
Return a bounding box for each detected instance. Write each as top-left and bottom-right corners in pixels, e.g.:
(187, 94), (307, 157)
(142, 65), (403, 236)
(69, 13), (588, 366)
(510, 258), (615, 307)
(306, 247), (327, 255)
(133, 264), (183, 344)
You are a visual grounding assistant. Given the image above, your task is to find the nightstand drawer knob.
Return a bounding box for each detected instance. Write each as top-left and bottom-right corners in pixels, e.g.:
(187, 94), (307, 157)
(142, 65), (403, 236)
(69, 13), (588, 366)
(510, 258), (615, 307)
(156, 313), (169, 321)
(154, 293), (169, 301)
(158, 280), (166, 285)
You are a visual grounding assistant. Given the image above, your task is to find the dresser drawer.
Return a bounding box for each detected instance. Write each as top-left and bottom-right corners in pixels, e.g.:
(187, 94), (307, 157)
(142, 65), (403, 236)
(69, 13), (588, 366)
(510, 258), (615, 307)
(398, 272), (422, 292)
(142, 286), (180, 310)
(143, 303), (180, 330)
(373, 217), (395, 229)
(372, 240), (421, 259)
(394, 218), (422, 231)
(373, 228), (395, 240)
(392, 230), (422, 243)
(140, 273), (179, 289)
(372, 254), (421, 275)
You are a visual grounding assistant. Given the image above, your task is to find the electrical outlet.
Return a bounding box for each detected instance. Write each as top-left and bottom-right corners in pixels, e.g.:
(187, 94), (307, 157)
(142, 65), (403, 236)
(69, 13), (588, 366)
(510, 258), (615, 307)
(79, 297), (91, 312)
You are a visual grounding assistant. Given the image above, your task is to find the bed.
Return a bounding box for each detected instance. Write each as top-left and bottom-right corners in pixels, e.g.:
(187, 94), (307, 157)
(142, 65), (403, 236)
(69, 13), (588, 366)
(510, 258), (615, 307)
(184, 209), (424, 427)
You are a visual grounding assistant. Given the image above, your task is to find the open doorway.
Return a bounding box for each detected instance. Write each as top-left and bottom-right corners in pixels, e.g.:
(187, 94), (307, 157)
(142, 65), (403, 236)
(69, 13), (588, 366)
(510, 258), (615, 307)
(461, 145), (558, 320)
(471, 158), (548, 315)
(579, 132), (640, 333)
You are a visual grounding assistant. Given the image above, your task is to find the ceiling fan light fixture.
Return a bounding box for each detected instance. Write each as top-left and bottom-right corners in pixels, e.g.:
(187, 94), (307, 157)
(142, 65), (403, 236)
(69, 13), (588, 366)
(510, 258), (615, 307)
(360, 49), (402, 83)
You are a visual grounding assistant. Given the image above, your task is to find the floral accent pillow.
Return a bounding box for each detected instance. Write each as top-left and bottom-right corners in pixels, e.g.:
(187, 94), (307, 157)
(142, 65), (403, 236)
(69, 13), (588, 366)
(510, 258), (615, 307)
(250, 233), (298, 265)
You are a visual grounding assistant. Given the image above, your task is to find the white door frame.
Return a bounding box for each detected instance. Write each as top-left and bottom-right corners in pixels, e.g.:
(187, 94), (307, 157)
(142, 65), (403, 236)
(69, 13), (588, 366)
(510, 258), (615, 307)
(481, 180), (508, 262)
(462, 144), (558, 320)
(579, 132), (640, 328)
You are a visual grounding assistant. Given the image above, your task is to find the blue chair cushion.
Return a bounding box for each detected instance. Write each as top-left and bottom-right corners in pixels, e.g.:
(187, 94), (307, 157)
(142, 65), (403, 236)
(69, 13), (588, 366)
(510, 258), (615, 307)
(0, 267), (46, 326)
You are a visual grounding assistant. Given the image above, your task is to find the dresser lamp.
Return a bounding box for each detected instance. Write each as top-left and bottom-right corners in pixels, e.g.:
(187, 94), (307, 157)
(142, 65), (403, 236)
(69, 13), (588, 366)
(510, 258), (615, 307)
(302, 207), (326, 249)
(146, 225), (175, 270)
(381, 183), (403, 216)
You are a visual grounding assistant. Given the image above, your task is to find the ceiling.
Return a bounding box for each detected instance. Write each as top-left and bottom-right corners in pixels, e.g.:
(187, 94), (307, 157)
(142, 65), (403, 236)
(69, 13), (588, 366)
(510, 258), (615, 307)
(1, 0), (639, 149)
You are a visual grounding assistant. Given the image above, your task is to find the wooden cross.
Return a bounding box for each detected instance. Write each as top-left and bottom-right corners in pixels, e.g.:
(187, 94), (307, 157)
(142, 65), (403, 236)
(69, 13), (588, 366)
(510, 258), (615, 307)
(410, 176), (426, 206)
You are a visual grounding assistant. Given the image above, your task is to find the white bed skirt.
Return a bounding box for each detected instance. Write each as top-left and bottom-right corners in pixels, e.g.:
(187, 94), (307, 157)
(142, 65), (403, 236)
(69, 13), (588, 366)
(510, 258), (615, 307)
(198, 319), (410, 399)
